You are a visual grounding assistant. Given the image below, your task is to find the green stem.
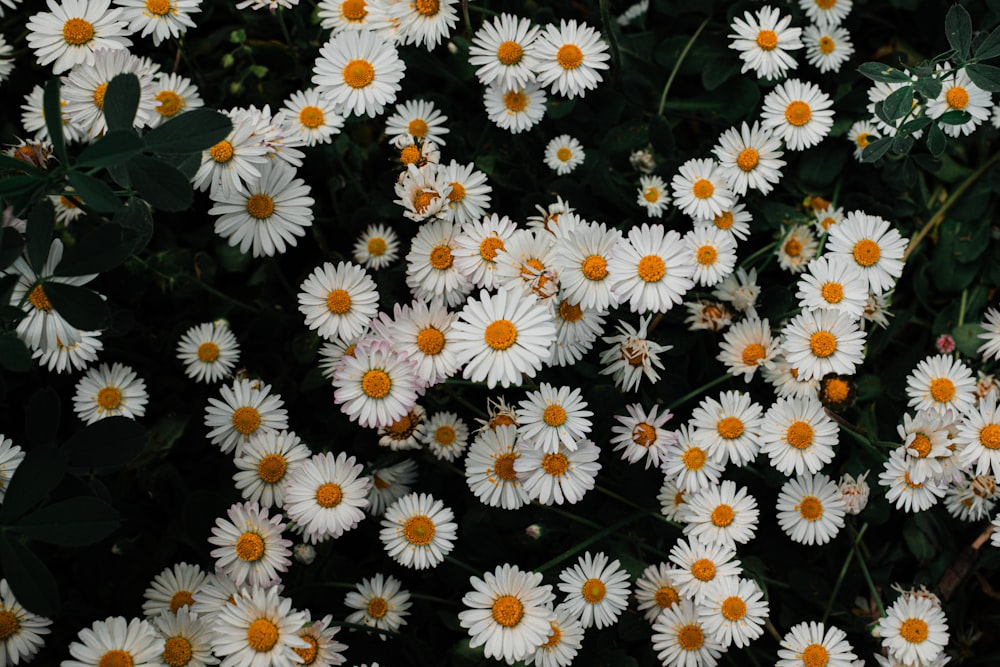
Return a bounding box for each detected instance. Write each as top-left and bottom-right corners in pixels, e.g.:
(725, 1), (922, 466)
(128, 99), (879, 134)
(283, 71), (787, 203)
(739, 241), (778, 270)
(534, 513), (645, 573)
(657, 15), (711, 116)
(537, 503), (602, 529)
(850, 523), (886, 617)
(460, 0), (472, 37)
(445, 554), (482, 576)
(822, 522), (868, 623)
(410, 592), (461, 607)
(667, 374), (730, 411)
(595, 484), (680, 527)
(598, 0), (621, 84)
(957, 288), (968, 328)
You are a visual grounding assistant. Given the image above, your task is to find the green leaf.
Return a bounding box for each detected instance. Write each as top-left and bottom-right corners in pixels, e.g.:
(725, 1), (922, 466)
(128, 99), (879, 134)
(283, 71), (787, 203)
(67, 171), (122, 213)
(882, 85), (914, 121)
(56, 224), (130, 276)
(43, 78), (67, 164)
(974, 24), (1000, 60)
(0, 153), (48, 177)
(966, 63), (1000, 92)
(926, 122), (947, 156)
(547, 97), (577, 120)
(103, 73), (140, 133)
(952, 322), (987, 357)
(913, 76), (943, 99)
(903, 520), (936, 559)
(0, 535), (59, 617)
(938, 109), (972, 124)
(0, 446), (67, 522)
(142, 108), (233, 154)
(24, 388), (60, 451)
(0, 334), (31, 372)
(25, 199), (54, 273)
(75, 130), (144, 168)
(861, 136), (893, 163)
(42, 282), (111, 330)
(113, 198), (154, 255)
(0, 175), (44, 198)
(13, 497), (119, 547)
(126, 155), (193, 212)
(64, 416), (147, 472)
(891, 131), (915, 155)
(857, 62), (913, 83)
(945, 4), (972, 60)
(0, 227), (24, 270)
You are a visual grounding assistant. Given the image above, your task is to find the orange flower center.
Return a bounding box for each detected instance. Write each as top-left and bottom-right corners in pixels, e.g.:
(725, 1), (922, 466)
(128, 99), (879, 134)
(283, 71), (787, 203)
(785, 101), (812, 126)
(145, 0), (171, 15)
(821, 282), (844, 304)
(979, 424), (1000, 450)
(543, 404), (567, 426)
(696, 245), (718, 266)
(246, 618), (278, 652)
(479, 236), (504, 261)
(909, 433), (932, 458)
(343, 59), (375, 88)
(447, 182), (466, 202)
(366, 237), (387, 255)
(503, 90), (528, 112)
(93, 83), (109, 111)
(542, 453), (569, 477)
(257, 454), (287, 483)
(98, 650), (134, 667)
(737, 148), (759, 171)
(692, 178), (715, 199)
(435, 425), (456, 445)
(494, 452), (518, 480)
(852, 239), (881, 266)
(403, 515), (436, 545)
(497, 40), (524, 65)
(97, 387), (122, 410)
(711, 504), (735, 527)
(581, 578), (606, 603)
(654, 586), (680, 609)
(315, 482), (343, 507)
(559, 300), (584, 322)
(361, 369), (391, 399)
(581, 255), (608, 280)
(162, 637), (192, 667)
(155, 90), (185, 117)
(900, 618), (929, 643)
(809, 331), (837, 358)
(231, 406), (261, 434)
(293, 636), (318, 665)
(801, 644), (829, 667)
(721, 596), (747, 620)
(756, 30), (778, 50)
(946, 86), (969, 110)
(929, 377), (955, 403)
(341, 0), (366, 21)
(742, 343), (766, 367)
(63, 17), (95, 45)
(29, 284), (51, 311)
(417, 327), (445, 355)
(557, 44), (584, 69)
(415, 0), (438, 15)
(691, 558), (716, 581)
(326, 288), (351, 314)
(408, 118), (428, 137)
(168, 590), (194, 613)
(0, 610), (19, 641)
(798, 496), (823, 521)
(235, 532), (265, 561)
(819, 36), (835, 54)
(367, 597), (388, 618)
(677, 624), (704, 650)
(556, 147), (572, 162)
(787, 421), (814, 449)
(484, 319), (517, 350)
(210, 140), (234, 163)
(823, 378), (850, 403)
(429, 245), (453, 269)
(683, 447), (706, 470)
(717, 416), (744, 440)
(638, 255), (666, 282)
(491, 595), (524, 627)
(246, 194), (275, 220)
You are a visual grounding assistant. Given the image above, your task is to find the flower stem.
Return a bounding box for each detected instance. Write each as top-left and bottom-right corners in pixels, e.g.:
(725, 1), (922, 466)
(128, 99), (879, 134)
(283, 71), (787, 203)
(849, 522), (886, 617)
(822, 522), (868, 623)
(534, 512), (645, 573)
(595, 484), (681, 527)
(667, 373), (730, 411)
(657, 15), (711, 116)
(739, 240), (778, 269)
(445, 554), (482, 576)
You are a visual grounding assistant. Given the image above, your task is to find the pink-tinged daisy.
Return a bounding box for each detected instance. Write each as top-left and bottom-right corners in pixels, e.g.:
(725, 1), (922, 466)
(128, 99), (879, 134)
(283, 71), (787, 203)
(333, 343), (419, 429)
(610, 403), (675, 469)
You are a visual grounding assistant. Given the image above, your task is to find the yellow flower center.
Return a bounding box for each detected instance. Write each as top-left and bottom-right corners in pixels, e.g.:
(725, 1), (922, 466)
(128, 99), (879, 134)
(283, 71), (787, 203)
(416, 327), (445, 355)
(429, 245), (453, 269)
(556, 147), (572, 162)
(692, 178), (715, 199)
(246, 193), (275, 220)
(29, 284), (52, 311)
(691, 558), (716, 581)
(654, 586), (680, 609)
(403, 515), (436, 545)
(343, 59), (375, 88)
(93, 82), (109, 111)
(155, 90), (185, 117)
(246, 618), (278, 652)
(852, 239), (881, 266)
(637, 255), (666, 282)
(696, 245), (718, 266)
(484, 319), (517, 350)
(742, 343), (766, 367)
(145, 0), (171, 15)
(801, 644), (829, 667)
(714, 211), (734, 229)
(581, 255), (608, 280)
(293, 636), (318, 665)
(63, 17), (95, 45)
(736, 148), (759, 171)
(946, 86), (969, 110)
(367, 237), (387, 255)
(447, 182), (466, 203)
(497, 40), (524, 65)
(677, 624), (704, 650)
(756, 30), (778, 50)
(899, 617), (929, 643)
(210, 140), (234, 163)
(503, 90), (528, 112)
(784, 237), (803, 257)
(413, 189), (438, 213)
(97, 387), (122, 410)
(491, 595), (524, 627)
(542, 453), (569, 477)
(235, 532), (265, 561)
(643, 187), (660, 202)
(326, 289), (351, 314)
(557, 44), (584, 69)
(367, 597), (388, 618)
(559, 300), (584, 322)
(197, 340), (220, 362)
(581, 578), (606, 603)
(435, 425), (456, 445)
(98, 650), (134, 667)
(494, 452), (518, 480)
(169, 591), (194, 613)
(823, 378), (850, 403)
(821, 282), (844, 304)
(315, 482), (343, 508)
(341, 0), (367, 21)
(787, 421), (814, 449)
(257, 453), (287, 483)
(231, 406), (261, 435)
(683, 447), (706, 470)
(633, 423), (657, 447)
(162, 637), (192, 667)
(910, 433), (932, 458)
(711, 504), (735, 527)
(979, 424), (1000, 450)
(540, 621), (562, 648)
(819, 36), (836, 54)
(407, 118), (427, 137)
(929, 377), (955, 403)
(809, 331), (837, 358)
(721, 596), (747, 621)
(798, 496), (823, 521)
(815, 0), (837, 8)
(361, 369), (392, 399)
(717, 416), (745, 440)
(415, 0), (438, 15)
(543, 404), (567, 427)
(479, 236), (504, 261)
(785, 101), (812, 126)
(399, 145), (421, 165)
(0, 610), (19, 641)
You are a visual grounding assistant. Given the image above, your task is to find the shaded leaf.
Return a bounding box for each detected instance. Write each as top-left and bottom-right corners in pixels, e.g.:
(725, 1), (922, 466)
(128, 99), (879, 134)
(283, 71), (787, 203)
(857, 62), (913, 83)
(914, 76), (943, 99)
(64, 416), (147, 472)
(0, 175), (44, 198)
(24, 388), (60, 450)
(966, 63), (1000, 92)
(67, 171), (122, 213)
(75, 130), (144, 169)
(926, 122), (947, 156)
(125, 155), (193, 212)
(0, 446), (66, 522)
(975, 23), (1000, 60)
(56, 224), (130, 276)
(25, 199), (54, 273)
(43, 78), (67, 164)
(13, 497), (119, 546)
(952, 322), (987, 358)
(861, 136), (893, 163)
(0, 334), (31, 372)
(43, 282), (111, 330)
(113, 198), (154, 255)
(103, 73), (140, 133)
(903, 520), (936, 560)
(142, 108), (233, 154)
(882, 85), (914, 121)
(0, 227), (24, 270)
(945, 4), (972, 60)
(647, 115), (674, 157)
(0, 535), (59, 617)
(938, 109), (972, 124)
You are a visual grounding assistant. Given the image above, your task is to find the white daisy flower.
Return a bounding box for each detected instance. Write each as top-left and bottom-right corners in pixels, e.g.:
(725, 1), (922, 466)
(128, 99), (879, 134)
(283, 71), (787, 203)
(515, 437), (601, 505)
(905, 354), (976, 416)
(212, 585), (308, 667)
(176, 321), (240, 384)
(658, 477), (688, 522)
(799, 0), (852, 27)
(558, 552), (631, 630)
(61, 48), (157, 139)
(484, 80), (547, 133)
(0, 577), (52, 665)
(437, 160), (492, 227)
(280, 88), (344, 146)
(377, 404), (426, 451)
(652, 598), (724, 667)
(63, 616), (160, 667)
(0, 34), (12, 82)
(713, 266), (760, 314)
(956, 392), (1000, 478)
(389, 0), (458, 49)
(728, 5), (803, 80)
(825, 211), (907, 295)
(814, 204), (846, 232)
(204, 378), (289, 456)
(944, 476), (995, 521)
(685, 226), (737, 288)
(716, 316), (777, 382)
(141, 562), (207, 617)
(290, 611), (346, 667)
(685, 300), (734, 333)
(390, 298), (460, 388)
(298, 261), (380, 342)
(698, 576), (768, 649)
(777, 223), (819, 273)
(634, 563), (684, 624)
(233, 430), (311, 510)
(780, 309), (867, 381)
(385, 98), (449, 146)
(147, 72), (203, 128)
(452, 214), (518, 291)
(760, 78), (835, 151)
(333, 343), (419, 429)
(493, 228), (558, 301)
(544, 135), (585, 175)
(690, 390), (764, 468)
(419, 411), (469, 461)
(394, 162), (451, 222)
(192, 113), (271, 198)
(0, 437), (25, 504)
(317, 0), (391, 35)
(26, 0), (131, 74)
(283, 451), (370, 544)
(760, 396), (839, 476)
(775, 472), (847, 545)
(367, 459), (417, 517)
(468, 12), (540, 90)
(208, 501), (292, 588)
(353, 223), (400, 270)
(838, 470), (871, 515)
(671, 158), (736, 221)
(598, 316), (670, 392)
(380, 492), (457, 569)
(681, 480), (759, 549)
(879, 447), (947, 512)
(113, 0), (200, 46)
(517, 383), (593, 454)
(713, 121), (785, 196)
(404, 219), (472, 310)
(312, 30), (405, 118)
(476, 396), (520, 433)
(977, 307), (1000, 361)
(72, 362), (148, 424)
(877, 596), (949, 667)
(550, 221), (621, 311)
(465, 425), (530, 510)
(458, 563), (556, 665)
(796, 256), (868, 320)
(695, 203), (753, 242)
(451, 288), (556, 389)
(927, 65), (993, 138)
(533, 19), (610, 98)
(668, 537), (743, 602)
(609, 403), (675, 469)
(345, 573), (411, 636)
(896, 410), (952, 485)
(527, 604), (584, 667)
(152, 606), (216, 667)
(636, 174), (671, 217)
(21, 83), (83, 144)
(803, 24), (854, 73)
(608, 223), (695, 313)
(663, 424), (724, 494)
(776, 621), (857, 667)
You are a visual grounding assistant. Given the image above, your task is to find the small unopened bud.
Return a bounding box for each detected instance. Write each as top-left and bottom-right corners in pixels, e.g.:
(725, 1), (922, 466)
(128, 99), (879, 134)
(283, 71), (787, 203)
(839, 471), (871, 515)
(293, 543), (316, 565)
(629, 147), (656, 174)
(935, 334), (955, 354)
(221, 53), (235, 68)
(525, 524), (543, 540)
